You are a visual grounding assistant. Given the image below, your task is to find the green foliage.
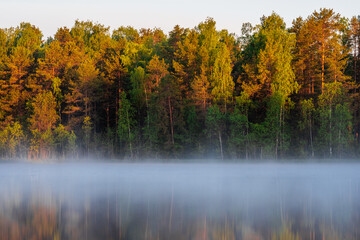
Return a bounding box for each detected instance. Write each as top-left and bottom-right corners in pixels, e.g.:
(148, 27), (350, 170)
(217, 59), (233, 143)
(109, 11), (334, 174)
(205, 105), (226, 159)
(0, 13), (358, 160)
(299, 99), (315, 130)
(51, 77), (63, 113)
(211, 42), (234, 109)
(229, 108), (249, 158)
(184, 105), (201, 154)
(29, 91), (58, 133)
(53, 124), (77, 158)
(191, 65), (211, 112)
(258, 13), (298, 102)
(298, 98), (315, 157)
(82, 116), (92, 155)
(0, 122), (24, 158)
(117, 92), (136, 158)
(262, 93), (290, 158)
(130, 66), (146, 108)
(316, 82), (352, 157)
(148, 75), (184, 155)
(67, 130), (77, 156)
(248, 122), (267, 158)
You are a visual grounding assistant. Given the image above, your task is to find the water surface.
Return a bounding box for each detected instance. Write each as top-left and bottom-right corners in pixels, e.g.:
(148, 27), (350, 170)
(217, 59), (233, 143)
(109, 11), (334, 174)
(0, 162), (359, 239)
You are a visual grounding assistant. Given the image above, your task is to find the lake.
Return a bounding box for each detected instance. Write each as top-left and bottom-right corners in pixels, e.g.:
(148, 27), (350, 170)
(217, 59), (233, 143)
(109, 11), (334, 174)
(0, 162), (359, 239)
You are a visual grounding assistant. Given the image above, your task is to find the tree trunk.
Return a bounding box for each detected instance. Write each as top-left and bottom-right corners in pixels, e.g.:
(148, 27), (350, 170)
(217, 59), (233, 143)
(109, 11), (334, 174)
(245, 113), (249, 160)
(85, 90), (88, 117)
(106, 105), (110, 129)
(115, 95), (118, 129)
(168, 96), (174, 145)
(275, 106), (281, 160)
(116, 73), (121, 129)
(144, 85), (151, 148)
(218, 130), (223, 160)
(126, 108), (133, 159)
(309, 113), (314, 158)
(339, 128), (342, 159)
(329, 106), (332, 157)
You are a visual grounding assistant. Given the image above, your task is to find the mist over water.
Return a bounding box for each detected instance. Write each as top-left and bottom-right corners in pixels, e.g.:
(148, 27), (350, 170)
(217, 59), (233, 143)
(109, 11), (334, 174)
(0, 162), (359, 239)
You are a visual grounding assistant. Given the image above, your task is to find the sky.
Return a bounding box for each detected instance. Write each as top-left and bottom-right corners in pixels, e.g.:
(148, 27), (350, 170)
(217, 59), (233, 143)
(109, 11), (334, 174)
(0, 0), (359, 39)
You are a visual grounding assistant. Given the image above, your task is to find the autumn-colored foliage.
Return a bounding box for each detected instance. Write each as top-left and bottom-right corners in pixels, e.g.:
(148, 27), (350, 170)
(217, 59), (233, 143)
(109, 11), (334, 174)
(0, 9), (358, 160)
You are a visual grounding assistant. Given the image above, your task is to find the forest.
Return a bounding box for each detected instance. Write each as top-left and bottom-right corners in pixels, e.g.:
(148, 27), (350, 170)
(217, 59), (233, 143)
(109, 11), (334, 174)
(0, 8), (360, 160)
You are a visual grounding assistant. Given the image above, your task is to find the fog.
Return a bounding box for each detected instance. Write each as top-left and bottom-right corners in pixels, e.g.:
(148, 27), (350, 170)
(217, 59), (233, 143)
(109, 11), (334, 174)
(0, 162), (359, 239)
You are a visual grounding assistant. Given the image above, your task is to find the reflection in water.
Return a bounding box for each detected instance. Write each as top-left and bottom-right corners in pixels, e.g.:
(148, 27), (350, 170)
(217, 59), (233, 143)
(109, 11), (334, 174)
(0, 163), (359, 239)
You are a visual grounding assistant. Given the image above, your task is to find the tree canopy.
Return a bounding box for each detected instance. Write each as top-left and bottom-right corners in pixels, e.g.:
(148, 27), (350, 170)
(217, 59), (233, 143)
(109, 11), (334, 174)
(0, 10), (359, 160)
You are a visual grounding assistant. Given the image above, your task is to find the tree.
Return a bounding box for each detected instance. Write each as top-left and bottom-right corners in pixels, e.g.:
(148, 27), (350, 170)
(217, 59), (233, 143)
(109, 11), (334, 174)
(173, 29), (199, 98)
(291, 17), (318, 96)
(317, 82), (352, 157)
(1, 17), (359, 160)
(299, 99), (315, 157)
(348, 16), (360, 148)
(262, 93), (290, 158)
(166, 25), (188, 63)
(29, 92), (59, 159)
(293, 9), (349, 96)
(229, 108), (249, 158)
(237, 22), (264, 101)
(118, 92), (136, 158)
(64, 56), (99, 128)
(211, 42), (234, 111)
(205, 105), (226, 160)
(101, 36), (127, 128)
(256, 13), (298, 158)
(0, 122), (24, 158)
(0, 46), (32, 122)
(196, 17), (219, 70)
(258, 13), (298, 99)
(37, 41), (64, 89)
(53, 124), (77, 158)
(191, 64), (211, 113)
(140, 55), (169, 152)
(149, 75), (184, 155)
(78, 57), (99, 117)
(70, 20), (110, 60)
(184, 105), (201, 156)
(82, 116), (92, 156)
(146, 55), (168, 93)
(13, 22), (42, 53)
(0, 22), (44, 124)
(349, 16), (360, 83)
(130, 66), (147, 108)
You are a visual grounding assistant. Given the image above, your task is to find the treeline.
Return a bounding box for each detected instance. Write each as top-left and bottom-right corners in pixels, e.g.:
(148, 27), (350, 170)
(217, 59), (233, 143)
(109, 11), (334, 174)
(0, 9), (360, 160)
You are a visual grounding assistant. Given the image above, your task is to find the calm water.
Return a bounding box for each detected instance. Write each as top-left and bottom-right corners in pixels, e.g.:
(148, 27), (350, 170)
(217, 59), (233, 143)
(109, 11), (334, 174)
(0, 162), (359, 239)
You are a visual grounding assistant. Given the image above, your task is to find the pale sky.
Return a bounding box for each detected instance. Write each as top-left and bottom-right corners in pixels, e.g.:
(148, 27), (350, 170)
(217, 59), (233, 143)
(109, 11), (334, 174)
(0, 0), (359, 39)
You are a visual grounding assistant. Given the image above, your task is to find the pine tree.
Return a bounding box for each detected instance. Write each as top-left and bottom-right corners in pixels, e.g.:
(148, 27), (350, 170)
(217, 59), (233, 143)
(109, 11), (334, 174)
(146, 55), (168, 93)
(29, 92), (59, 159)
(293, 9), (349, 96)
(191, 64), (211, 113)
